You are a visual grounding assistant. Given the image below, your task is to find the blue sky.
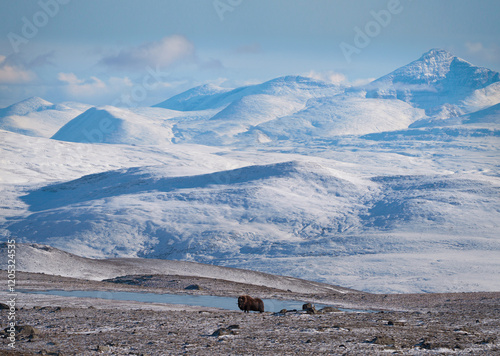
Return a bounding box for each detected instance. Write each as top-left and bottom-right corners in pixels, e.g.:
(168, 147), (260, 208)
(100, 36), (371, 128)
(0, 0), (499, 107)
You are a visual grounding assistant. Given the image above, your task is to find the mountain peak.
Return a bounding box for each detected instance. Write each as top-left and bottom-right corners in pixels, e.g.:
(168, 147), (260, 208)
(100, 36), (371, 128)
(420, 48), (454, 61)
(378, 49), (458, 85)
(372, 48), (499, 87)
(365, 49), (500, 113)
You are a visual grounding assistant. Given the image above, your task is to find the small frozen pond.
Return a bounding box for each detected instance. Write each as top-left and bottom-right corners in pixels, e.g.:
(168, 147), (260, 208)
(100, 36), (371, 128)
(22, 289), (369, 313)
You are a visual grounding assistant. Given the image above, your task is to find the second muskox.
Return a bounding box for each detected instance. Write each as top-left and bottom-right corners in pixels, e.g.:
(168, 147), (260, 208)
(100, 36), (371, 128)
(237, 295), (264, 313)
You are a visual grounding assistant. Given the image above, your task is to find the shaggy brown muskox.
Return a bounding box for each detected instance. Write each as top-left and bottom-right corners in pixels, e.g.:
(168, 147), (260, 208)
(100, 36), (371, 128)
(237, 295), (264, 313)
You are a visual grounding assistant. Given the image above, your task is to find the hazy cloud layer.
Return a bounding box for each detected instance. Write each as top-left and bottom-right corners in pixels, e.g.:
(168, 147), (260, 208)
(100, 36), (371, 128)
(58, 72), (132, 99)
(0, 55), (35, 84)
(100, 35), (195, 69)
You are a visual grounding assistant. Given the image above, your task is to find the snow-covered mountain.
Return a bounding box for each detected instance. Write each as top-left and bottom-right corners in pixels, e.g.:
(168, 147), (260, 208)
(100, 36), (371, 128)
(1, 49), (499, 293)
(0, 97), (91, 137)
(365, 48), (500, 118)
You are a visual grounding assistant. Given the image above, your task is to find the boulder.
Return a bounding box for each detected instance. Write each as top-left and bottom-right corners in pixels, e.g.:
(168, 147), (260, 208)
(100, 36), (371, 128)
(320, 306), (340, 313)
(3, 325), (40, 339)
(211, 328), (234, 337)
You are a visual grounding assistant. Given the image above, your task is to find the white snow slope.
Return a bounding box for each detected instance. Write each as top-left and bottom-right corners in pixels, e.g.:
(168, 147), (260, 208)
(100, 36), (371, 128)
(1, 49), (499, 294)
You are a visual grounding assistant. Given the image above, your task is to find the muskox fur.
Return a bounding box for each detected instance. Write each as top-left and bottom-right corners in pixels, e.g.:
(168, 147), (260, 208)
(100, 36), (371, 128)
(237, 295), (264, 313)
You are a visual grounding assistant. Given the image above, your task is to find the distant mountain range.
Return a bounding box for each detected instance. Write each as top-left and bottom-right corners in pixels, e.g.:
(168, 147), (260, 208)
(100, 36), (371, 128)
(1, 49), (498, 145)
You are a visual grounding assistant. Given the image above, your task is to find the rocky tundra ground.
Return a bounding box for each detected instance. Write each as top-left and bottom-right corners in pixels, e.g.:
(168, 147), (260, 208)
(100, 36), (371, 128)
(0, 271), (499, 355)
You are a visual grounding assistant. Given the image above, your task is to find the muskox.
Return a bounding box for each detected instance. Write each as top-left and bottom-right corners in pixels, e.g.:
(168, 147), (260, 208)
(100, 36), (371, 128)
(237, 295), (264, 313)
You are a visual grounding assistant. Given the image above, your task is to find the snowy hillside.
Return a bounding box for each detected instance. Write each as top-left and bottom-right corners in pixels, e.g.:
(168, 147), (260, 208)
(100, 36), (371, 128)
(1, 49), (500, 294)
(52, 106), (175, 145)
(410, 101), (500, 129)
(172, 94), (307, 145)
(4, 143), (500, 293)
(7, 161), (374, 258)
(462, 102), (500, 125)
(0, 97), (90, 137)
(240, 94), (426, 141)
(0, 242), (355, 294)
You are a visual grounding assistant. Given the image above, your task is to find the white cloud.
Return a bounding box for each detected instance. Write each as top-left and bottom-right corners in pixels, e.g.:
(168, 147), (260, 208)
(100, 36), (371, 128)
(465, 42), (500, 62)
(351, 77), (376, 87)
(101, 35), (195, 69)
(58, 72), (83, 85)
(304, 70), (347, 84)
(304, 70), (376, 88)
(0, 55), (35, 84)
(108, 76), (134, 88)
(465, 42), (484, 53)
(58, 72), (133, 99)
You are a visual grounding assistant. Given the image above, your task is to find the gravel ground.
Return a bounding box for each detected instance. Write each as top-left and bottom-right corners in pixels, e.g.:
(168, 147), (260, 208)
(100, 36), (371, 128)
(1, 271), (499, 355)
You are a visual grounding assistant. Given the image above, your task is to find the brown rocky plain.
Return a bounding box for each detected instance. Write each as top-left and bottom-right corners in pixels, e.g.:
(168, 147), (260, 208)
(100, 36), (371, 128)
(1, 270), (499, 355)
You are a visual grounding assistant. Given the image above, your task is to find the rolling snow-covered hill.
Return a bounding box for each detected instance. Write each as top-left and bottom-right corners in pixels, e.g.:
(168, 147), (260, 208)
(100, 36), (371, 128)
(153, 75), (342, 111)
(240, 94), (426, 142)
(0, 97), (91, 137)
(52, 106), (175, 145)
(1, 49), (499, 293)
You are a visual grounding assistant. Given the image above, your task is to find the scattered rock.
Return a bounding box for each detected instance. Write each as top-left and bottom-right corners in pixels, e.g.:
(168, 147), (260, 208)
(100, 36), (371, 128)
(211, 328), (236, 337)
(306, 307), (318, 314)
(320, 306), (340, 313)
(367, 336), (395, 346)
(97, 345), (110, 352)
(415, 338), (432, 349)
(3, 325), (40, 339)
(39, 350), (64, 356)
(210, 325), (239, 337)
(387, 320), (405, 326)
(478, 336), (496, 344)
(0, 302), (17, 311)
(185, 284), (201, 290)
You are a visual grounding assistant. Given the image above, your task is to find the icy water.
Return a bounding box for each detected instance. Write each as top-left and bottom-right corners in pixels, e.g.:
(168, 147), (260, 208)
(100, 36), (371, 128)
(22, 289), (371, 313)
